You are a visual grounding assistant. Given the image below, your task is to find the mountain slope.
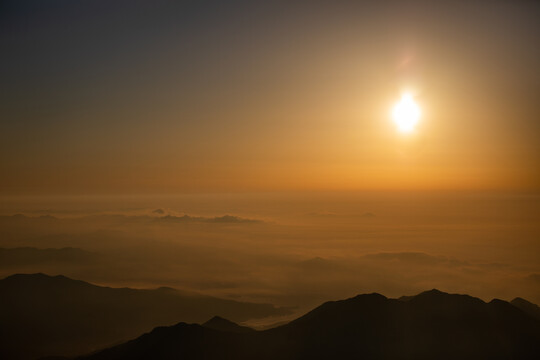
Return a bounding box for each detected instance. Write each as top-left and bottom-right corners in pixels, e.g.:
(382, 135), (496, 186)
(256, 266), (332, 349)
(202, 316), (255, 333)
(0, 273), (288, 360)
(80, 290), (540, 360)
(512, 297), (540, 320)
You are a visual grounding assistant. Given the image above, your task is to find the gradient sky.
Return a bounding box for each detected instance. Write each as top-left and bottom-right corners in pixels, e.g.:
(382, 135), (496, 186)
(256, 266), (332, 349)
(2, 0), (539, 194)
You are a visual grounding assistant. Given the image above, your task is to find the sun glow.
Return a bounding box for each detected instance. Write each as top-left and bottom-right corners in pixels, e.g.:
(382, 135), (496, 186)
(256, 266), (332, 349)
(392, 93), (421, 133)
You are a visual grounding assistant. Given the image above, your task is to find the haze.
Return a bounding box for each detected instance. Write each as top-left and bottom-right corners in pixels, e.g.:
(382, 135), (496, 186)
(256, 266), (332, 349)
(1, 0), (539, 334)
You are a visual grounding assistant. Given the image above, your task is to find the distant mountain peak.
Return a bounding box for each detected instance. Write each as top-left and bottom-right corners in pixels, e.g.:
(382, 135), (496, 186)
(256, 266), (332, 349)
(5, 272), (73, 280)
(203, 316), (255, 333)
(350, 292), (387, 301)
(5, 272), (68, 281)
(1, 273), (97, 291)
(511, 297), (540, 320)
(410, 289), (487, 307)
(418, 288), (446, 296)
(398, 289), (447, 301)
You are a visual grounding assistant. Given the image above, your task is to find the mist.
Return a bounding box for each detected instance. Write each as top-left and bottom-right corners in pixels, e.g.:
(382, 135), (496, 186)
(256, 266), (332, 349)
(2, 191), (538, 325)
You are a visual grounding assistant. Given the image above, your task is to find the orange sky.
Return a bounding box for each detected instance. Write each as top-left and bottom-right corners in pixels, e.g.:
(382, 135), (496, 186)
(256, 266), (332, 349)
(2, 1), (539, 194)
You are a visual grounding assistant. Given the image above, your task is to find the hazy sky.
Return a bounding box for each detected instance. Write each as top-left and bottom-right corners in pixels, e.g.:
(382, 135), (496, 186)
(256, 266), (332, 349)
(2, 0), (539, 194)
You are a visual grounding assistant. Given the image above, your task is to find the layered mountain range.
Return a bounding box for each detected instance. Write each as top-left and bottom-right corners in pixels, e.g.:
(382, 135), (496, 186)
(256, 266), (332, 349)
(0, 274), (288, 360)
(1, 273), (539, 360)
(78, 289), (540, 360)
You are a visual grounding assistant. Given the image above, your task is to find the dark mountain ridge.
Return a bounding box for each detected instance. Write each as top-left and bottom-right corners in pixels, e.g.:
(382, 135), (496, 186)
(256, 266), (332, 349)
(0, 273), (289, 360)
(511, 297), (540, 320)
(80, 289), (540, 360)
(0, 213), (261, 226)
(202, 316), (255, 333)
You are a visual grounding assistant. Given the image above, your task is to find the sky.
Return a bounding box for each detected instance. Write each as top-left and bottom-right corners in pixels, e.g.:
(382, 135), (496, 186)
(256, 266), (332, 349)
(1, 0), (539, 195)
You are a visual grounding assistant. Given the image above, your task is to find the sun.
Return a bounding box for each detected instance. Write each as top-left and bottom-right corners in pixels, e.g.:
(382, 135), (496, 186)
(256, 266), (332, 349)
(391, 93), (421, 133)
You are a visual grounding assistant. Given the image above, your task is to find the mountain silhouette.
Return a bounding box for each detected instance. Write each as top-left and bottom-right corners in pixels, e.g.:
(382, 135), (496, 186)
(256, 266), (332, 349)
(202, 316), (255, 333)
(78, 289), (540, 360)
(0, 274), (289, 360)
(511, 297), (540, 320)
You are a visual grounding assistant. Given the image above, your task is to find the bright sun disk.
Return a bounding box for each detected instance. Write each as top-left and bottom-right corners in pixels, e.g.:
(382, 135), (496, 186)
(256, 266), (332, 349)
(392, 93), (421, 133)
